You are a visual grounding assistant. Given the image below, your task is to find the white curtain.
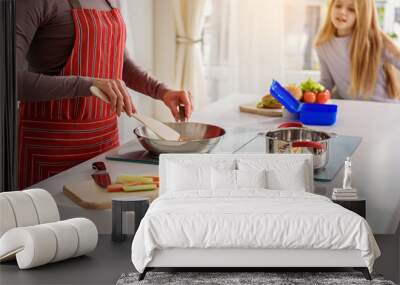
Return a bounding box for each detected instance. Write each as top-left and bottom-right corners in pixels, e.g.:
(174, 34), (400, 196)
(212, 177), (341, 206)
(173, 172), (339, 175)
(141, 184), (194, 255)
(172, 0), (208, 109)
(205, 0), (285, 102)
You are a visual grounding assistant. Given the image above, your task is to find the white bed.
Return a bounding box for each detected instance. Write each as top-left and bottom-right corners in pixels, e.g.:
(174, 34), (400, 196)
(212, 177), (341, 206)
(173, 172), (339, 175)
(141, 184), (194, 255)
(131, 154), (380, 280)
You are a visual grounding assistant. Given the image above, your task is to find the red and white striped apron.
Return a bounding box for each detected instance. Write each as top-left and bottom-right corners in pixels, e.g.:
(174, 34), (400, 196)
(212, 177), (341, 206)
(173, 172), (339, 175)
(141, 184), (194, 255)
(18, 0), (126, 189)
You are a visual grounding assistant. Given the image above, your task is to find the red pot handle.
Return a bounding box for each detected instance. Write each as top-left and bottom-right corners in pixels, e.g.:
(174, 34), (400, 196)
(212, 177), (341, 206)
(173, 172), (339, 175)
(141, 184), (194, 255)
(292, 141), (324, 150)
(278, 122), (304, 129)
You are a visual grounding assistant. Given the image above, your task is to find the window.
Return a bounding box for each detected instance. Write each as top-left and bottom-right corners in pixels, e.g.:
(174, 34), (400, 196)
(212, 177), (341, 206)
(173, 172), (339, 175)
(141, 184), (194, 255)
(381, 0), (400, 45)
(395, 8), (400, 43)
(202, 0), (286, 102)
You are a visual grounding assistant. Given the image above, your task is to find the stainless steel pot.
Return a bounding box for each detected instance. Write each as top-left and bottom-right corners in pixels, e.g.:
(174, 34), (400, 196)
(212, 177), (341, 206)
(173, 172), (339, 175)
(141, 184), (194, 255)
(133, 122), (226, 155)
(265, 122), (336, 169)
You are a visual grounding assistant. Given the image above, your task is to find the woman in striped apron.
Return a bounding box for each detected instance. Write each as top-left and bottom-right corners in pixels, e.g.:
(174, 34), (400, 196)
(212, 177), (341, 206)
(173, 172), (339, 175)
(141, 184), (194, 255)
(17, 0), (192, 189)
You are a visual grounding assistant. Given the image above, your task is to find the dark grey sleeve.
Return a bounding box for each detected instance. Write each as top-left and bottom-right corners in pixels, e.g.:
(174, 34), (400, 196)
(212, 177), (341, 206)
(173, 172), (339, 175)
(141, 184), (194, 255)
(16, 0), (92, 102)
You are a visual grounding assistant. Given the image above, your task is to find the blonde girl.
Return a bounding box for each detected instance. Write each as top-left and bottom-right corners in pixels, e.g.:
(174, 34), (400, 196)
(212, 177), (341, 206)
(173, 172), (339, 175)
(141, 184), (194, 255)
(315, 0), (400, 102)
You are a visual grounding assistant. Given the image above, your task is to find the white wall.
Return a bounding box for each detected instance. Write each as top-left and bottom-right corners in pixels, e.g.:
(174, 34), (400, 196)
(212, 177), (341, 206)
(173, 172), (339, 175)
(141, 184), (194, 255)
(153, 0), (177, 121)
(122, 0), (154, 71)
(118, 0), (155, 144)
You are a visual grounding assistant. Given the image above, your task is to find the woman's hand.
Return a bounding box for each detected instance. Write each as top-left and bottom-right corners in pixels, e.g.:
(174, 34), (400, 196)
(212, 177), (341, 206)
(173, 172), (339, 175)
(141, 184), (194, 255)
(92, 79), (135, 117)
(162, 90), (193, 121)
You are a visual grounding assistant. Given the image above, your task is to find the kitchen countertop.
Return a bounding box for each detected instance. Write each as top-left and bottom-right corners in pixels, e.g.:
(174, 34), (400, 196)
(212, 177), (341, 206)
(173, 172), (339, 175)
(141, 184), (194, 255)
(30, 95), (400, 235)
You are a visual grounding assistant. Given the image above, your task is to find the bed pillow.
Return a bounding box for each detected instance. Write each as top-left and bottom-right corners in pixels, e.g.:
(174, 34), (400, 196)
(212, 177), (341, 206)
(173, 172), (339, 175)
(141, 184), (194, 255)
(167, 163), (212, 192)
(211, 169), (267, 191)
(211, 168), (237, 191)
(265, 164), (307, 191)
(236, 169), (267, 189)
(237, 158), (310, 192)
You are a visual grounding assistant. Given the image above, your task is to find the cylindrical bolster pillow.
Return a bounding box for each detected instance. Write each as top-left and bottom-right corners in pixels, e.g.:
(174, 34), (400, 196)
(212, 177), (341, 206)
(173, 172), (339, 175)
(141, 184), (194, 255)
(0, 218), (98, 269)
(64, 218), (98, 257)
(42, 221), (79, 263)
(0, 192), (39, 228)
(24, 189), (59, 224)
(0, 226), (57, 268)
(0, 189), (59, 236)
(0, 196), (17, 237)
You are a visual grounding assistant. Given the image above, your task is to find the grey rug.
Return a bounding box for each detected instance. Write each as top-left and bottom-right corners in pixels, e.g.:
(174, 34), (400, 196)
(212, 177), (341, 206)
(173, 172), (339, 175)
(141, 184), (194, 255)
(116, 272), (396, 285)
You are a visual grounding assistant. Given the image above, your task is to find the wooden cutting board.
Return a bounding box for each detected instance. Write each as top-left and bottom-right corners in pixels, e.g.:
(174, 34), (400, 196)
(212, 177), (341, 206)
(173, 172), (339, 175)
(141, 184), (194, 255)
(239, 103), (283, 117)
(63, 179), (159, 210)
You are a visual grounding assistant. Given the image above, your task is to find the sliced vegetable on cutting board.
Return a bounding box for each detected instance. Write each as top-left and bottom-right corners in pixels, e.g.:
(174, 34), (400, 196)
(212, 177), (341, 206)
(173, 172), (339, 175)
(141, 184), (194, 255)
(105, 175), (160, 193)
(143, 176), (160, 181)
(63, 179), (159, 209)
(115, 175), (154, 184)
(107, 184), (124, 192)
(123, 184), (157, 192)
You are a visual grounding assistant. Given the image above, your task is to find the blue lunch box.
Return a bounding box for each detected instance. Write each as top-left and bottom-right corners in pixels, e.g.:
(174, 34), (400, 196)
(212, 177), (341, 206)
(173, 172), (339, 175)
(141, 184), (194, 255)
(270, 80), (338, 126)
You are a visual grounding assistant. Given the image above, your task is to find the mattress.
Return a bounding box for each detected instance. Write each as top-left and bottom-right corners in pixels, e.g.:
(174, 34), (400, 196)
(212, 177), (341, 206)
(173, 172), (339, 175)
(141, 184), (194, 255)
(131, 190), (380, 273)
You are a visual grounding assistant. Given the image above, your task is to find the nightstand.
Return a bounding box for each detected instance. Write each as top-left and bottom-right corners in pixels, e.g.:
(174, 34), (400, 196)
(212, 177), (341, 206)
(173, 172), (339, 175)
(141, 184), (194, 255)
(332, 199), (366, 218)
(112, 197), (150, 242)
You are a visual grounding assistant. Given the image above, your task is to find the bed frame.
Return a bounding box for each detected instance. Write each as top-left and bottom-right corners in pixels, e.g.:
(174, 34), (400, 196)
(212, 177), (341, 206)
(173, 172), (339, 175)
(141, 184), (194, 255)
(139, 248), (371, 281)
(137, 154), (372, 281)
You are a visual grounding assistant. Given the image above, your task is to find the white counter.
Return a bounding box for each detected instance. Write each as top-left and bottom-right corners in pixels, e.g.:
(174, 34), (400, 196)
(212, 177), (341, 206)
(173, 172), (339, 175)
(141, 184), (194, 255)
(32, 95), (400, 234)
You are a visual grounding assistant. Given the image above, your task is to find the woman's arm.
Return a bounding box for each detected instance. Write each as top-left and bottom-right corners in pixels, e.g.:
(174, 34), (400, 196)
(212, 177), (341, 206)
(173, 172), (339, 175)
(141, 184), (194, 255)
(17, 71), (93, 102)
(16, 0), (92, 102)
(122, 50), (169, 100)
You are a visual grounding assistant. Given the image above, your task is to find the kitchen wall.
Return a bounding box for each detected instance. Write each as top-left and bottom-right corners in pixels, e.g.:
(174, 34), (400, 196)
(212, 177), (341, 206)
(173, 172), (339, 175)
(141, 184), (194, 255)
(122, 0), (153, 72)
(118, 0), (155, 144)
(152, 0), (177, 121)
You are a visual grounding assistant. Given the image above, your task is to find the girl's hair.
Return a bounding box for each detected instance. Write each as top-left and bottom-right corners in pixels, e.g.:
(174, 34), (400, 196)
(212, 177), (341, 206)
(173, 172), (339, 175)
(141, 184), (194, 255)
(315, 0), (400, 99)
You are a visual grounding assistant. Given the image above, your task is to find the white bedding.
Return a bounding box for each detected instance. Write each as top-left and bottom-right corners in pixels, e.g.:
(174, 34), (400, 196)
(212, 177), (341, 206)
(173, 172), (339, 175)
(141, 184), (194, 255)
(131, 190), (380, 273)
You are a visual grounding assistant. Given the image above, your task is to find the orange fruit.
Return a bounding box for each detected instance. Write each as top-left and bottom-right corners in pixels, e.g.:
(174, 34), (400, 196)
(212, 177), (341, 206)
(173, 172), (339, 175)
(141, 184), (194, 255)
(303, 91), (317, 103)
(317, 90), (331, 104)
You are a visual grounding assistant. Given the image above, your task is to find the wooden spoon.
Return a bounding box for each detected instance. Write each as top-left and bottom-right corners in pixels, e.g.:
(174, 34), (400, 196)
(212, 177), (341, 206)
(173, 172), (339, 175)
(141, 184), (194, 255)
(90, 86), (181, 141)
